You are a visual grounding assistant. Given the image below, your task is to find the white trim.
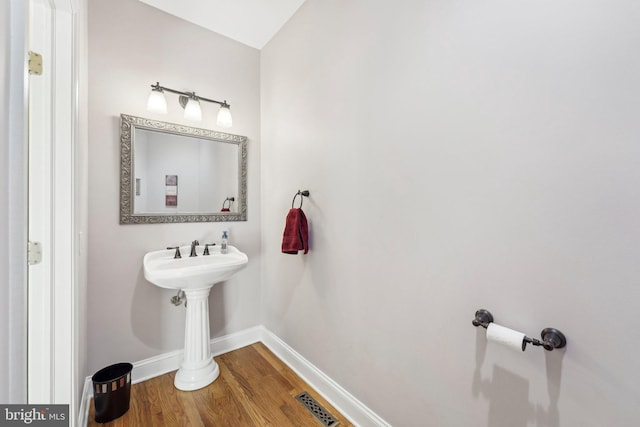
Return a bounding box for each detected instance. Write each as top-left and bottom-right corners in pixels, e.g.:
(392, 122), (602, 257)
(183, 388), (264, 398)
(260, 328), (391, 427)
(128, 347), (183, 386)
(80, 326), (263, 405)
(5, 0), (29, 404)
(77, 377), (92, 427)
(27, 0), (79, 416)
(79, 326), (389, 427)
(27, 0), (55, 403)
(51, 3), (78, 410)
(133, 326), (263, 384)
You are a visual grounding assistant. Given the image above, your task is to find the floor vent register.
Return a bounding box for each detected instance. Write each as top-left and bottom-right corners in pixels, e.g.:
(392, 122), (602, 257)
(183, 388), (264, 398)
(295, 391), (340, 426)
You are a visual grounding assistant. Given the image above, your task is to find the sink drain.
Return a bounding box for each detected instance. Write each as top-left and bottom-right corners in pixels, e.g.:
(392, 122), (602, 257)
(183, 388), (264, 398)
(295, 391), (339, 426)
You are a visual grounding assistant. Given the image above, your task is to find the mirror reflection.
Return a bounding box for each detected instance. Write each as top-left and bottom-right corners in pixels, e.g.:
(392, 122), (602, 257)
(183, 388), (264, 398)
(120, 114), (247, 224)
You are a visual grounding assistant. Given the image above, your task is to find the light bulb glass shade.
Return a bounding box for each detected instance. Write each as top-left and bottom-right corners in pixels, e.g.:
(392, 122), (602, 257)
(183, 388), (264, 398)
(216, 105), (233, 128)
(147, 90), (167, 114)
(184, 98), (202, 121)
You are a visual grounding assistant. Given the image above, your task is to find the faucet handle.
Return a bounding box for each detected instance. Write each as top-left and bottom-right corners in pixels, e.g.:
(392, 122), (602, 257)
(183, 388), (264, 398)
(203, 243), (216, 255)
(190, 240), (200, 257)
(167, 246), (182, 259)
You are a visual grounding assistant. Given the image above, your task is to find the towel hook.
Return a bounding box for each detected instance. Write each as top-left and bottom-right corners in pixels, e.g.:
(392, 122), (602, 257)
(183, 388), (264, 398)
(292, 190), (310, 209)
(221, 197), (234, 212)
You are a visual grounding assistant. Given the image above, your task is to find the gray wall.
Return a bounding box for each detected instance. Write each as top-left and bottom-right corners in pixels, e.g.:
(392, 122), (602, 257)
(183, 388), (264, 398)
(87, 0), (261, 375)
(261, 1), (640, 425)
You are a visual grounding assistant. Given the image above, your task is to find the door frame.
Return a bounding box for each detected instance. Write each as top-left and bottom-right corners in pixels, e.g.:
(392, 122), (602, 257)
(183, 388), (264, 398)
(26, 0), (80, 422)
(4, 0), (29, 405)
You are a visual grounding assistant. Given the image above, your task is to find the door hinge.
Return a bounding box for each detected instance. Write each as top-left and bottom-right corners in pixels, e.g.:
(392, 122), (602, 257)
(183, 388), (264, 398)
(28, 241), (42, 265)
(28, 51), (43, 75)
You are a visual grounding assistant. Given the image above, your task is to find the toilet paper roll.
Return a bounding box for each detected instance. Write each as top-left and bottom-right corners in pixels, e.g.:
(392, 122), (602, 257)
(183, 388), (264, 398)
(486, 323), (526, 351)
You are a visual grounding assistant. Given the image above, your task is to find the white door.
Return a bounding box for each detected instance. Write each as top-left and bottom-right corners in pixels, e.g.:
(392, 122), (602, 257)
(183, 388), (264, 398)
(28, 0), (54, 404)
(27, 0), (77, 418)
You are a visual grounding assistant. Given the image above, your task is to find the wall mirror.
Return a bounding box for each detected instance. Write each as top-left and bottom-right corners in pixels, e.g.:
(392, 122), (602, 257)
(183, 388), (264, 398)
(120, 114), (247, 224)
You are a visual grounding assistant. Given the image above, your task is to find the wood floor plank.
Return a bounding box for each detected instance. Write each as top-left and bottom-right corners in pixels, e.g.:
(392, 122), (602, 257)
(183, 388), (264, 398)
(218, 353), (285, 426)
(87, 343), (354, 426)
(252, 342), (348, 426)
(194, 376), (253, 426)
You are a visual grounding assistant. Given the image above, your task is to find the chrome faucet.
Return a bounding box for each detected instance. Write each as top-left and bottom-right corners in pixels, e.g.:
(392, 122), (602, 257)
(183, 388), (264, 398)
(190, 240), (199, 257)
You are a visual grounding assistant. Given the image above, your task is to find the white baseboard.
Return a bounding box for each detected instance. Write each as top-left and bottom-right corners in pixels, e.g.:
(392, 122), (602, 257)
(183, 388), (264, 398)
(79, 326), (389, 427)
(77, 376), (92, 427)
(132, 326), (263, 384)
(79, 326), (262, 425)
(259, 327), (390, 427)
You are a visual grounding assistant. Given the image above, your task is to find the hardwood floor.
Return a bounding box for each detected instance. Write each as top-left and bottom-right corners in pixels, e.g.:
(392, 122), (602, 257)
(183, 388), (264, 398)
(87, 343), (354, 426)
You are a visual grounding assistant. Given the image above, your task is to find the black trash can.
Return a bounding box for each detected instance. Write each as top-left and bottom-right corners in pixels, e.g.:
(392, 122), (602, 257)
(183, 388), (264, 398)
(92, 362), (133, 423)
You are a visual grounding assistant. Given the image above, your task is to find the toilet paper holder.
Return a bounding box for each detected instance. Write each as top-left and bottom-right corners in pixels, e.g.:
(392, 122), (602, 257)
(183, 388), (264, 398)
(472, 309), (567, 351)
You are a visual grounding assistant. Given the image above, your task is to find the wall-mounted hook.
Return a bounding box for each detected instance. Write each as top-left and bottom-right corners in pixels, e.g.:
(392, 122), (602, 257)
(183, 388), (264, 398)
(221, 197), (235, 212)
(292, 190), (310, 209)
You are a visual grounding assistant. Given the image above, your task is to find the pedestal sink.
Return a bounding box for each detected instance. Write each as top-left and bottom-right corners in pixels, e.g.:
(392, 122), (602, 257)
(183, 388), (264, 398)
(143, 244), (248, 391)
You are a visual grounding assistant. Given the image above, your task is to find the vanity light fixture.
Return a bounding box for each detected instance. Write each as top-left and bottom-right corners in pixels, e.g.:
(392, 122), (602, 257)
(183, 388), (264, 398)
(182, 95), (202, 122)
(147, 85), (168, 114)
(146, 82), (232, 127)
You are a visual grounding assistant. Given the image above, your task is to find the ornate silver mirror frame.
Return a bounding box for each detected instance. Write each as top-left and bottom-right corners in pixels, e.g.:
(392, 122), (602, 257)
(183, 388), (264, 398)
(119, 114), (247, 224)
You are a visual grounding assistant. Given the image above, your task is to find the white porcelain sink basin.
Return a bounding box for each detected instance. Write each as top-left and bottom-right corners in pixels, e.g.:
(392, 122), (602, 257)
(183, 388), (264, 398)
(143, 245), (248, 290)
(142, 244), (248, 391)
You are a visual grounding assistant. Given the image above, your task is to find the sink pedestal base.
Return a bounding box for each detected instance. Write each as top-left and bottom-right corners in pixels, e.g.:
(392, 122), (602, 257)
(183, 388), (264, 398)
(174, 287), (219, 391)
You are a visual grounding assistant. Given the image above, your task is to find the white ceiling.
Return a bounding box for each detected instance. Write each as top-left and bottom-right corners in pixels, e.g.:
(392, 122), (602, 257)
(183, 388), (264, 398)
(139, 0), (307, 49)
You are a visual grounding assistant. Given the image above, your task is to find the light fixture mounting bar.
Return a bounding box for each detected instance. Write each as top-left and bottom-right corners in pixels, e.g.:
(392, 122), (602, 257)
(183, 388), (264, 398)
(150, 82), (229, 108)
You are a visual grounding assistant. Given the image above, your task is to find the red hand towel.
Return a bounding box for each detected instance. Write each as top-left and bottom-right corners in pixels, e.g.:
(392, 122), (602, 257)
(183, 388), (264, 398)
(281, 208), (309, 254)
